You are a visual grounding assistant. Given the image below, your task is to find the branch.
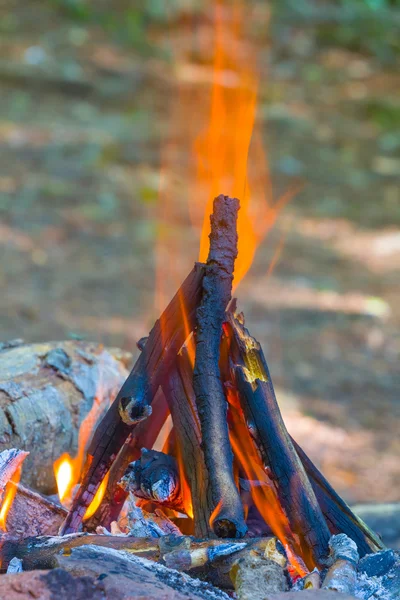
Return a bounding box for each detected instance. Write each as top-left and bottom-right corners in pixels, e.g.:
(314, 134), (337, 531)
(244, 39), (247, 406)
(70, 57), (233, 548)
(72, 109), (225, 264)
(193, 195), (246, 539)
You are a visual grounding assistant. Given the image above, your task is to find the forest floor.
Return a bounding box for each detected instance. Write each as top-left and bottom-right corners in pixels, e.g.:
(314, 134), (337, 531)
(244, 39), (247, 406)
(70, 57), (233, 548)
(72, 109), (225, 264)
(0, 1), (399, 504)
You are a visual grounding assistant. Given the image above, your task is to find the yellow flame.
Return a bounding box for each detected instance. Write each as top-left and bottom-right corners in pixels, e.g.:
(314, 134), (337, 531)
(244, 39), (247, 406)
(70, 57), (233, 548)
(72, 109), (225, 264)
(83, 472), (110, 521)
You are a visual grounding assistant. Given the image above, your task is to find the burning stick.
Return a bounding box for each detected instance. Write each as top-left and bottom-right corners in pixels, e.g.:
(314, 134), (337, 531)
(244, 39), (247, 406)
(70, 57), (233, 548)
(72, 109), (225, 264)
(226, 312), (331, 568)
(87, 389), (170, 530)
(162, 343), (214, 537)
(60, 264), (204, 534)
(193, 195), (246, 539)
(225, 310), (383, 557)
(292, 438), (383, 555)
(120, 449), (183, 513)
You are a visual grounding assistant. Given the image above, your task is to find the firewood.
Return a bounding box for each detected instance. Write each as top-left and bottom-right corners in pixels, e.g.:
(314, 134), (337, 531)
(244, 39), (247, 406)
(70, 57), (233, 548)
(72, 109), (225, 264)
(163, 540), (247, 571)
(292, 439), (383, 554)
(120, 449), (184, 512)
(225, 310), (383, 557)
(193, 195), (246, 539)
(230, 553), (288, 600)
(5, 482), (67, 537)
(60, 264), (205, 534)
(162, 343), (213, 538)
(87, 388), (169, 530)
(322, 534), (359, 595)
(302, 568), (321, 590)
(0, 342), (129, 494)
(226, 312), (331, 568)
(0, 533), (264, 572)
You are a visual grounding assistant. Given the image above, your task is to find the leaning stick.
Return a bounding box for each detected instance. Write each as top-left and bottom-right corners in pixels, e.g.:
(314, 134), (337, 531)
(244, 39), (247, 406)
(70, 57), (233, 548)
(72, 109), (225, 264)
(291, 438), (383, 554)
(60, 264), (205, 534)
(162, 343), (214, 537)
(227, 312), (330, 568)
(225, 310), (382, 556)
(86, 388), (169, 530)
(193, 195), (246, 539)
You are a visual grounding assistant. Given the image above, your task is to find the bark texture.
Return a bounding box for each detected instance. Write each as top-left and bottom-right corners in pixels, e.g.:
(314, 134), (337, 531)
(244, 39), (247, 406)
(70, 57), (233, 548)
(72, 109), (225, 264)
(0, 340), (130, 494)
(193, 195), (246, 538)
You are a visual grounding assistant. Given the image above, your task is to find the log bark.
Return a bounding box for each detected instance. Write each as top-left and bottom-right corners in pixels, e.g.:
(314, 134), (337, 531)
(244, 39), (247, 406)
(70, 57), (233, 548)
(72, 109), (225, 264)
(193, 195), (246, 539)
(226, 312), (330, 568)
(61, 264), (205, 534)
(163, 344), (214, 538)
(225, 310), (382, 561)
(4, 482), (66, 537)
(0, 341), (130, 494)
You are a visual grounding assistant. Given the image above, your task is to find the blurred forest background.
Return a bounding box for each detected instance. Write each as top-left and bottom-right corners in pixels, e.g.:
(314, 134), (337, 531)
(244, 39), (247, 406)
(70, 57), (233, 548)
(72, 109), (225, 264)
(0, 0), (399, 506)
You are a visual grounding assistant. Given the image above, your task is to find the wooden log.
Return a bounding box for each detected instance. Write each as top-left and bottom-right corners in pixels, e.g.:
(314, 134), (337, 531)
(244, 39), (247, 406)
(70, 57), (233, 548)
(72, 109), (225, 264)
(162, 343), (214, 538)
(0, 341), (130, 494)
(61, 264), (205, 534)
(0, 533), (264, 572)
(193, 195), (246, 539)
(5, 482), (67, 537)
(226, 312), (330, 568)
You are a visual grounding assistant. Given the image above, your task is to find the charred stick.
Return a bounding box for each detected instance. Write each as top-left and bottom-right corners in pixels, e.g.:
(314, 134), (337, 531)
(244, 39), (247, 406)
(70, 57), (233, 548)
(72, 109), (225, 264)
(227, 312), (330, 568)
(162, 343), (214, 538)
(60, 264), (204, 534)
(86, 389), (169, 530)
(291, 438), (383, 555)
(120, 449), (183, 513)
(193, 195), (246, 539)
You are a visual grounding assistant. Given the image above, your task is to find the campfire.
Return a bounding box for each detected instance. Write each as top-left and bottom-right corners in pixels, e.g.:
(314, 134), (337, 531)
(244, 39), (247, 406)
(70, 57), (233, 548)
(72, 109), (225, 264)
(0, 3), (398, 599)
(0, 195), (398, 599)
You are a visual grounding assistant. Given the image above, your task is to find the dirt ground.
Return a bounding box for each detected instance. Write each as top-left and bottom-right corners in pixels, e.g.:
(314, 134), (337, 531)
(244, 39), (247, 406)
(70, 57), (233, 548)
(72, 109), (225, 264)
(0, 1), (399, 505)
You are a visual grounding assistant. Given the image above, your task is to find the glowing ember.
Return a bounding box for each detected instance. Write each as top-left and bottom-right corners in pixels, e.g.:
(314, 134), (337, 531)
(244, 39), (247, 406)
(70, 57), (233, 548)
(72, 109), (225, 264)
(0, 467), (22, 531)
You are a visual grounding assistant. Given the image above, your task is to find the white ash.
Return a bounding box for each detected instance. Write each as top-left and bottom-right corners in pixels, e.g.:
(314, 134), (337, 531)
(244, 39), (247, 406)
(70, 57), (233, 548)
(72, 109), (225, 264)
(328, 533), (359, 565)
(6, 557), (23, 573)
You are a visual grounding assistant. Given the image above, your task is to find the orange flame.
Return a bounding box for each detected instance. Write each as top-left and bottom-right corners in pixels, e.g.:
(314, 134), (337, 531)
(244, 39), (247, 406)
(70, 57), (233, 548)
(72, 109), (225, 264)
(226, 386), (308, 576)
(0, 467), (22, 531)
(53, 361), (115, 507)
(192, 0), (290, 289)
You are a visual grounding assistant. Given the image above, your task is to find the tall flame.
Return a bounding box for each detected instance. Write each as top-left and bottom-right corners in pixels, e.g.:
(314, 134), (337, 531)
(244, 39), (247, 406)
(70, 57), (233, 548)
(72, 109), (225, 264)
(193, 0), (290, 289)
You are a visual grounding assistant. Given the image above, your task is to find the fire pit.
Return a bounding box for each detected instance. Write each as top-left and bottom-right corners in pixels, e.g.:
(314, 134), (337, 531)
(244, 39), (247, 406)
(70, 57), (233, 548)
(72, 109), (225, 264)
(0, 195), (398, 600)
